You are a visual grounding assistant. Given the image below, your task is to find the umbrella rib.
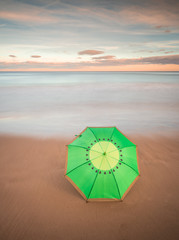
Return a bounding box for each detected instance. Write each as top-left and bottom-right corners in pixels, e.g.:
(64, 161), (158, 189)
(66, 161), (89, 175)
(88, 128), (104, 152)
(68, 144), (102, 154)
(66, 154), (103, 175)
(105, 127), (115, 152)
(107, 145), (135, 154)
(104, 156), (121, 199)
(108, 155), (139, 175)
(107, 149), (118, 154)
(87, 156), (104, 199)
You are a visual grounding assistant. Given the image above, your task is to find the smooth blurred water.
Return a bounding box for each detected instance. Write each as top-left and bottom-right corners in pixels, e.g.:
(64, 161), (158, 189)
(0, 71), (179, 137)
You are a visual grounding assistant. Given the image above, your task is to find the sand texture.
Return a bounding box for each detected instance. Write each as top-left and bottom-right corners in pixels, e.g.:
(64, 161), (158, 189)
(0, 134), (179, 240)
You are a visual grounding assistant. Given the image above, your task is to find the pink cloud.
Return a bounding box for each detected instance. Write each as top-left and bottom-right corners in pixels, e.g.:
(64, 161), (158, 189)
(165, 51), (174, 54)
(9, 55), (16, 58)
(0, 11), (58, 24)
(119, 6), (179, 27)
(31, 55), (41, 58)
(0, 55), (178, 71)
(78, 50), (104, 55)
(92, 55), (116, 60)
(155, 25), (163, 29)
(93, 55), (179, 66)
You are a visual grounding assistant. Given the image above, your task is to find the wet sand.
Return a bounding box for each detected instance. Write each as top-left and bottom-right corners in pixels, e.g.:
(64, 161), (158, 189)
(0, 134), (179, 240)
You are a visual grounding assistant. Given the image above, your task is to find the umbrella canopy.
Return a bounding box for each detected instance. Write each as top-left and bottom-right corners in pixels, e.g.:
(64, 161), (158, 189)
(65, 127), (140, 201)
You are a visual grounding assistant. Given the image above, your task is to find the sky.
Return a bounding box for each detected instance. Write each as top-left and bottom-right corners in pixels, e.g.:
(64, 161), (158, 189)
(0, 0), (179, 71)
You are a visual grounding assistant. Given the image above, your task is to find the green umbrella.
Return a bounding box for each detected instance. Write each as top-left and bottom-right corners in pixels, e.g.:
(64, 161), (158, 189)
(65, 127), (140, 201)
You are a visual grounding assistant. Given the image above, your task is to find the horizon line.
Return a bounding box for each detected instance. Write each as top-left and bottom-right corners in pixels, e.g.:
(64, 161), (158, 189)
(0, 70), (179, 72)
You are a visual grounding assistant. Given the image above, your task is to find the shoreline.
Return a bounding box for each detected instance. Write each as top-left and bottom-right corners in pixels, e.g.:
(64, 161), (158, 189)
(0, 128), (179, 139)
(0, 133), (178, 240)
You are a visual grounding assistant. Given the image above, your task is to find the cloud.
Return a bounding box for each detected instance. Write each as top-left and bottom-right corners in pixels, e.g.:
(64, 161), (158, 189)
(78, 50), (104, 55)
(31, 55), (41, 58)
(9, 54), (16, 58)
(92, 55), (116, 60)
(0, 10), (59, 25)
(155, 25), (172, 33)
(135, 55), (179, 65)
(155, 25), (163, 29)
(92, 55), (179, 66)
(118, 5), (179, 27)
(1, 0), (179, 31)
(0, 55), (178, 71)
(165, 51), (174, 54)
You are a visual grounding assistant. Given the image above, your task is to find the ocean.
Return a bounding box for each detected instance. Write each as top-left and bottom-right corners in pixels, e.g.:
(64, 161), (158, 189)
(0, 71), (178, 137)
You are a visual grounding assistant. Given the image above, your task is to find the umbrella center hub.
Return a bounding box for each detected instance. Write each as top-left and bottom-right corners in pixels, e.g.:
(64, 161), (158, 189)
(90, 141), (119, 170)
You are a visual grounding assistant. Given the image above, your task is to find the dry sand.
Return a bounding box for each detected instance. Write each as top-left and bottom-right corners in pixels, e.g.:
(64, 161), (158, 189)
(0, 134), (179, 240)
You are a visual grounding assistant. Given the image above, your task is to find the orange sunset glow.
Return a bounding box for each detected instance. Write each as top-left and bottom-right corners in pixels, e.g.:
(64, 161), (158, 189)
(0, 0), (179, 71)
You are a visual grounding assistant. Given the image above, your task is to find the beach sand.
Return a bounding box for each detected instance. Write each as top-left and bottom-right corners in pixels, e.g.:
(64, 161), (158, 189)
(0, 134), (178, 240)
